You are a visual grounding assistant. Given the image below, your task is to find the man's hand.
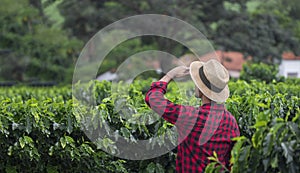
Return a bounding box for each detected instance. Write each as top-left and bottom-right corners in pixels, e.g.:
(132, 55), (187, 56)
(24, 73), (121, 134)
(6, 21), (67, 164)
(159, 66), (190, 83)
(167, 66), (190, 78)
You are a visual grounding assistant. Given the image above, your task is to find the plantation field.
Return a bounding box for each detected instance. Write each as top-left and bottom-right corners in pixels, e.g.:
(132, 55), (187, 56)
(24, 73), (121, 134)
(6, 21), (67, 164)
(0, 79), (299, 173)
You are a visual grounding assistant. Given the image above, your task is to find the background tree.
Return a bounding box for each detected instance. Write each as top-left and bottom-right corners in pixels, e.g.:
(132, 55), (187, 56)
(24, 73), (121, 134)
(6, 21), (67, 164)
(0, 0), (82, 83)
(211, 0), (300, 63)
(253, 0), (300, 44)
(57, 0), (300, 68)
(2, 0), (300, 82)
(58, 0), (209, 74)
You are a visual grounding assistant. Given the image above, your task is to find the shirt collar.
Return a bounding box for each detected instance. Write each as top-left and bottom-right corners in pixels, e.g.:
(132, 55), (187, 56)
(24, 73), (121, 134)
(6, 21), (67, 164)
(201, 102), (225, 110)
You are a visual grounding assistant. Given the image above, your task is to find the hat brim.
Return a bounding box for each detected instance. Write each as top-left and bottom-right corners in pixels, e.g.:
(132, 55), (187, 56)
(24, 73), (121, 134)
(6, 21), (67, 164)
(189, 61), (229, 103)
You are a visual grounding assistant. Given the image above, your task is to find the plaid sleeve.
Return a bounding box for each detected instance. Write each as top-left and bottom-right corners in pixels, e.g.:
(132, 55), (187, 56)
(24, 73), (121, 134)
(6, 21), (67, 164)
(226, 114), (241, 170)
(145, 81), (181, 124)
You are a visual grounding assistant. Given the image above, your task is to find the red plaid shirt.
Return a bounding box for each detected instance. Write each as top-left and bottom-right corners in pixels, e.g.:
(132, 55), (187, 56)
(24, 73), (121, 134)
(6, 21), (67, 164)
(145, 81), (240, 173)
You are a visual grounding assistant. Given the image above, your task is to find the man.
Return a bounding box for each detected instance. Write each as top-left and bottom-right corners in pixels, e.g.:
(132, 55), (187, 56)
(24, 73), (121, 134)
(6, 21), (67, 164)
(145, 59), (240, 172)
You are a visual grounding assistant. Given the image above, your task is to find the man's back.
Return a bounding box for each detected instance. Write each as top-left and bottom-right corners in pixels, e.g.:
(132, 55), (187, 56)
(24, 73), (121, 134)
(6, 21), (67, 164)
(176, 103), (240, 172)
(145, 81), (240, 172)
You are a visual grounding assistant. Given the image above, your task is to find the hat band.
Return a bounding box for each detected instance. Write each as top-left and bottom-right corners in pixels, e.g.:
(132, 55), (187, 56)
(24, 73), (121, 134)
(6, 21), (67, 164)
(199, 67), (223, 93)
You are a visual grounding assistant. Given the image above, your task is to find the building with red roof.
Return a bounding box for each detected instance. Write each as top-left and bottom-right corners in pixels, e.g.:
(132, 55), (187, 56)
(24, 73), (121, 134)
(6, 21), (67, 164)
(279, 52), (300, 78)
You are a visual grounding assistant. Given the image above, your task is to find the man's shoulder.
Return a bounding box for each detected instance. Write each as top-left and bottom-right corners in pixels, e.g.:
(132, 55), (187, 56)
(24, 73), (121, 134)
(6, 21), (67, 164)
(223, 110), (240, 134)
(223, 109), (237, 122)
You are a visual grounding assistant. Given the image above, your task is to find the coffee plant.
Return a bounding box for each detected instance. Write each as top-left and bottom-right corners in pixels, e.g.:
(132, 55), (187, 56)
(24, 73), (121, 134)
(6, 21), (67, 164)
(0, 78), (299, 173)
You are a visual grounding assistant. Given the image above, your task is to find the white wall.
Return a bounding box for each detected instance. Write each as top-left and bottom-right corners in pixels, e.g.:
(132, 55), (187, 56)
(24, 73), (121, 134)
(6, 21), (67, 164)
(279, 60), (300, 78)
(228, 70), (240, 78)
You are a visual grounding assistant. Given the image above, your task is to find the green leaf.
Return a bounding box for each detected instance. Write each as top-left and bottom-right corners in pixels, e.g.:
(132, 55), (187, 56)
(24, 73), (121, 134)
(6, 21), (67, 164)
(65, 136), (75, 144)
(205, 162), (217, 173)
(48, 146), (54, 156)
(262, 158), (270, 172)
(263, 133), (273, 156)
(120, 127), (131, 138)
(252, 129), (264, 148)
(231, 136), (248, 164)
(253, 121), (267, 128)
(271, 153), (278, 168)
(19, 137), (25, 148)
(213, 151), (218, 158)
(25, 115), (32, 134)
(288, 122), (300, 140)
(238, 145), (251, 165)
(257, 102), (268, 108)
(155, 163), (165, 173)
(146, 162), (156, 173)
(281, 142), (294, 164)
(102, 138), (114, 150)
(32, 111), (40, 123)
(292, 108), (300, 122)
(24, 136), (33, 143)
(207, 157), (217, 162)
(66, 114), (73, 134)
(7, 146), (13, 156)
(60, 137), (66, 149)
(270, 122), (285, 137)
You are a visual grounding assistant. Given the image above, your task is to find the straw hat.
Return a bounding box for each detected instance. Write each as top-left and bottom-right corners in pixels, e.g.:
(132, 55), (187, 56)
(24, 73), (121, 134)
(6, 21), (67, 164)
(189, 59), (230, 103)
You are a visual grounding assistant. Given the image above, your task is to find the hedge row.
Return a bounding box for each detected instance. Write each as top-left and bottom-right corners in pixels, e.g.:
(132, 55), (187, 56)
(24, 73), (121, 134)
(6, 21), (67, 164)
(0, 79), (299, 172)
(0, 97), (127, 173)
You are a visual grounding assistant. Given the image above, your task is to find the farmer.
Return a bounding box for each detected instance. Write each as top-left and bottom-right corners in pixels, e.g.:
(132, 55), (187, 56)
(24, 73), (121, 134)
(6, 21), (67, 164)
(145, 59), (240, 172)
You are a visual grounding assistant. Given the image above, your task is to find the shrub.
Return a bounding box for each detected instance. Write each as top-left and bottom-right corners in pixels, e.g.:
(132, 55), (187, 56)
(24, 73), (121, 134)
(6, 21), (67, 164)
(0, 79), (299, 172)
(240, 62), (282, 83)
